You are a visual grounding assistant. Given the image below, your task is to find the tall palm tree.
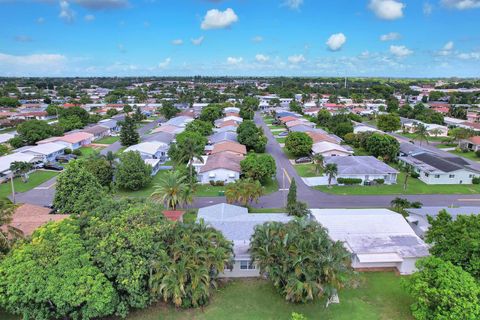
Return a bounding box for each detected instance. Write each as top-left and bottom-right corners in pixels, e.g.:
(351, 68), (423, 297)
(390, 197), (410, 216)
(324, 163), (338, 187)
(104, 151), (117, 167)
(312, 154), (324, 175)
(225, 179), (263, 206)
(176, 141), (204, 187)
(151, 171), (189, 210)
(414, 123), (429, 146)
(10, 161), (33, 183)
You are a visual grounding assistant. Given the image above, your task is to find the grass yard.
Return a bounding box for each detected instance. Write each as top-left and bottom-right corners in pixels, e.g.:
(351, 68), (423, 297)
(268, 125), (286, 130)
(195, 184), (226, 197)
(276, 137), (286, 143)
(317, 171), (480, 195)
(122, 272), (413, 320)
(79, 146), (103, 157)
(96, 136), (120, 144)
(0, 170), (59, 199)
(399, 133), (448, 143)
(116, 170), (169, 198)
(294, 163), (320, 178)
(248, 207), (285, 213)
(448, 150), (480, 162)
(281, 147), (296, 160)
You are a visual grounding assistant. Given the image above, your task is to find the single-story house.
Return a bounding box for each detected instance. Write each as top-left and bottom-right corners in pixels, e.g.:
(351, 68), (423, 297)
(304, 108), (321, 116)
(312, 141), (353, 157)
(353, 125), (381, 134)
(307, 131), (341, 144)
(459, 136), (480, 152)
(152, 124), (185, 135)
(0, 152), (37, 177)
(279, 116), (299, 124)
(275, 111), (299, 119)
(288, 124), (316, 133)
(406, 206), (480, 238)
(398, 152), (480, 184)
(144, 158), (163, 175)
(208, 132), (238, 145)
(224, 107), (240, 114)
(197, 152), (244, 184)
(83, 125), (110, 140)
(218, 120), (239, 129)
(164, 116), (194, 128)
(403, 121), (448, 137)
(211, 141), (247, 156)
(3, 204), (69, 236)
(38, 132), (94, 150)
(124, 141), (169, 160)
(214, 125), (238, 133)
(285, 120), (315, 129)
(144, 132), (175, 145)
(21, 142), (66, 163)
(323, 156), (398, 185)
(215, 116), (243, 127)
(311, 208), (430, 275)
(98, 118), (120, 133)
(197, 203), (291, 277)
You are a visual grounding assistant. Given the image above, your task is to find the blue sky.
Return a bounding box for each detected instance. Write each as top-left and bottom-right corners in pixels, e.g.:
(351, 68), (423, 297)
(0, 0), (479, 77)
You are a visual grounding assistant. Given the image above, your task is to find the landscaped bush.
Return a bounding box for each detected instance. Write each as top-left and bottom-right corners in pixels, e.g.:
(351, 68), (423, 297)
(337, 178), (363, 185)
(476, 150), (480, 158)
(209, 180), (216, 186)
(472, 177), (480, 184)
(72, 149), (82, 156)
(373, 179), (385, 185)
(64, 148), (72, 154)
(410, 172), (420, 179)
(215, 180), (225, 186)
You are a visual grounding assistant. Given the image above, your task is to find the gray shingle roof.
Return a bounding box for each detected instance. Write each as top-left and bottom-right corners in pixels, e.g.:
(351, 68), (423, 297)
(324, 156), (398, 175)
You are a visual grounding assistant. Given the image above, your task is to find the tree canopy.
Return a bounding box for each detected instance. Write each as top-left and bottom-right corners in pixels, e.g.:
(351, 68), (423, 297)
(115, 151), (152, 191)
(377, 113), (401, 132)
(364, 133), (399, 162)
(285, 132), (313, 157)
(240, 153), (276, 183)
(237, 120), (267, 153)
(120, 115), (140, 147)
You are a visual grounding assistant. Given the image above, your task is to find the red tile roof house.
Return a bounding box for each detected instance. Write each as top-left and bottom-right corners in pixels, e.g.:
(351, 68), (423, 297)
(459, 136), (480, 152)
(37, 132), (94, 150)
(162, 210), (185, 222)
(210, 141), (247, 156)
(197, 152), (244, 184)
(279, 116), (299, 123)
(2, 204), (69, 237)
(218, 120), (239, 128)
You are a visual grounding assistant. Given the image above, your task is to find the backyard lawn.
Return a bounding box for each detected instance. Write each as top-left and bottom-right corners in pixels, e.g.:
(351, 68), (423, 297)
(79, 146), (103, 156)
(0, 170), (59, 199)
(294, 163), (319, 178)
(398, 133), (448, 143)
(96, 136), (120, 144)
(317, 172), (480, 195)
(121, 272), (413, 320)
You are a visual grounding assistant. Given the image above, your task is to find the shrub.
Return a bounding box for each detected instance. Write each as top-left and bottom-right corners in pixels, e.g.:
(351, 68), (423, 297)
(64, 148), (72, 154)
(337, 178), (362, 185)
(209, 180), (216, 186)
(472, 177), (480, 184)
(410, 172), (420, 179)
(373, 179), (384, 185)
(476, 150), (480, 158)
(215, 180), (225, 186)
(72, 149), (82, 156)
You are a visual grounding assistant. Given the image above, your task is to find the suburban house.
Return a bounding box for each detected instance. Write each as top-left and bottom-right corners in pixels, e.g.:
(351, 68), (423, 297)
(288, 124), (317, 133)
(0, 153), (36, 177)
(218, 120), (239, 129)
(279, 116), (299, 124)
(152, 124), (185, 135)
(285, 120), (315, 129)
(306, 131), (342, 144)
(98, 118), (120, 133)
(38, 132), (94, 150)
(311, 208), (429, 275)
(197, 203), (291, 277)
(459, 136), (480, 152)
(323, 156), (398, 185)
(353, 125), (381, 134)
(214, 125), (238, 133)
(83, 125), (110, 140)
(164, 116), (194, 128)
(197, 152), (244, 184)
(20, 142), (66, 163)
(312, 141), (353, 157)
(399, 152), (480, 184)
(208, 132), (238, 145)
(144, 132), (175, 145)
(406, 206), (480, 238)
(3, 204), (69, 236)
(144, 158), (163, 175)
(124, 141), (169, 161)
(215, 116), (243, 127)
(224, 107), (240, 114)
(210, 141), (247, 156)
(402, 121), (449, 137)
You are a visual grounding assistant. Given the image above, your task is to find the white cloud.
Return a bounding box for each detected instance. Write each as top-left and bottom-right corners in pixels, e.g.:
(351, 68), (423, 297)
(171, 39), (183, 46)
(368, 0), (405, 20)
(84, 14), (95, 21)
(59, 0), (75, 23)
(423, 2), (433, 15)
(282, 0), (303, 10)
(326, 33), (347, 51)
(201, 8), (238, 30)
(227, 56), (243, 65)
(0, 52), (67, 75)
(255, 54), (270, 63)
(36, 17), (45, 24)
(288, 54), (305, 64)
(191, 36), (204, 45)
(380, 32), (401, 41)
(437, 41), (454, 56)
(390, 45), (413, 57)
(158, 57), (171, 68)
(458, 51), (480, 60)
(443, 41), (454, 51)
(441, 0), (480, 10)
(252, 36), (263, 43)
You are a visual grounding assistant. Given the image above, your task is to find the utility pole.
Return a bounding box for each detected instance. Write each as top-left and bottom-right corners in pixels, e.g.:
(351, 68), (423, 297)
(10, 174), (15, 204)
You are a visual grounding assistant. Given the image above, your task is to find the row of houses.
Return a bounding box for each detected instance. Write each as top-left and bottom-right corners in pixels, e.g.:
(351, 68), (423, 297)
(197, 203), (430, 277)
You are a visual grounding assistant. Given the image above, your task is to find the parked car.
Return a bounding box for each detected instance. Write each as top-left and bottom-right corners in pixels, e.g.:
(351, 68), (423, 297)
(44, 163), (64, 171)
(278, 131), (289, 137)
(295, 157), (312, 164)
(56, 154), (77, 163)
(33, 162), (45, 169)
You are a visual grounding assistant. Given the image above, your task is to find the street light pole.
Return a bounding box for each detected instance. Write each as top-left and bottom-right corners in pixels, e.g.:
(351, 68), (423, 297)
(10, 174), (15, 204)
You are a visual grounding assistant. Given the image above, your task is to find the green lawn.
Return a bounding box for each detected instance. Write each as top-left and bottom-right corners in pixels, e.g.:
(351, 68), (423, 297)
(79, 146), (103, 157)
(352, 147), (370, 156)
(294, 164), (319, 178)
(448, 150), (480, 162)
(281, 147), (296, 160)
(182, 209), (198, 223)
(248, 207), (286, 213)
(195, 184), (226, 197)
(268, 125), (286, 130)
(96, 136), (120, 144)
(276, 137), (286, 144)
(399, 133), (448, 143)
(122, 272), (413, 320)
(0, 170), (59, 199)
(317, 171), (480, 195)
(116, 170), (169, 198)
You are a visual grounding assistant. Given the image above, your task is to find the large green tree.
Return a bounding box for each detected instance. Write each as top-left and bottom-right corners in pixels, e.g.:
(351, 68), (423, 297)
(53, 160), (105, 214)
(225, 179), (264, 206)
(16, 120), (55, 145)
(80, 152), (114, 187)
(185, 119), (213, 136)
(120, 115), (140, 147)
(377, 113), (401, 132)
(250, 219), (352, 303)
(199, 104), (224, 123)
(0, 220), (118, 320)
(364, 133), (400, 162)
(285, 132), (313, 157)
(237, 120), (267, 153)
(240, 153), (276, 183)
(425, 210), (480, 279)
(158, 102), (179, 120)
(168, 131), (207, 184)
(151, 170), (189, 210)
(115, 151), (152, 191)
(406, 257), (480, 320)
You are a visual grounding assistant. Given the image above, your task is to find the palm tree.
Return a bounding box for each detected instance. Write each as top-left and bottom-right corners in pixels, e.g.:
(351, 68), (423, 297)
(414, 123), (429, 146)
(105, 151), (117, 167)
(225, 179), (263, 206)
(390, 197), (410, 216)
(175, 141), (204, 187)
(324, 163), (338, 187)
(430, 128), (442, 138)
(0, 199), (23, 256)
(10, 161), (33, 183)
(151, 171), (189, 210)
(312, 154), (324, 175)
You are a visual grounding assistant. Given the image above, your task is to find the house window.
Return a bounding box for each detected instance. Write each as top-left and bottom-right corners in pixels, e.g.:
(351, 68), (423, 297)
(469, 174), (474, 178)
(425, 173), (429, 177)
(434, 175), (440, 178)
(239, 260), (255, 270)
(449, 174), (455, 178)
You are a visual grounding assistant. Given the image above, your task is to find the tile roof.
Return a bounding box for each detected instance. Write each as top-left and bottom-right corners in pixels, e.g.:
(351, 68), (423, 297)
(7, 204), (69, 236)
(468, 136), (480, 145)
(218, 120), (239, 128)
(162, 210), (185, 222)
(211, 141), (247, 155)
(83, 125), (109, 135)
(306, 131), (340, 144)
(199, 152), (244, 173)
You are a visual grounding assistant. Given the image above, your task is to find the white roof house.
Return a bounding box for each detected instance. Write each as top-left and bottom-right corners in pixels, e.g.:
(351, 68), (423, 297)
(353, 125), (381, 134)
(0, 153), (37, 175)
(124, 141), (169, 159)
(224, 107), (240, 114)
(311, 208), (430, 274)
(311, 141), (353, 157)
(21, 142), (66, 162)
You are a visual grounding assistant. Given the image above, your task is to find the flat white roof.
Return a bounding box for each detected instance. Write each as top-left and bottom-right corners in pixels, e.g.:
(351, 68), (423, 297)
(357, 253), (403, 263)
(124, 141), (168, 155)
(0, 153), (36, 173)
(23, 142), (66, 156)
